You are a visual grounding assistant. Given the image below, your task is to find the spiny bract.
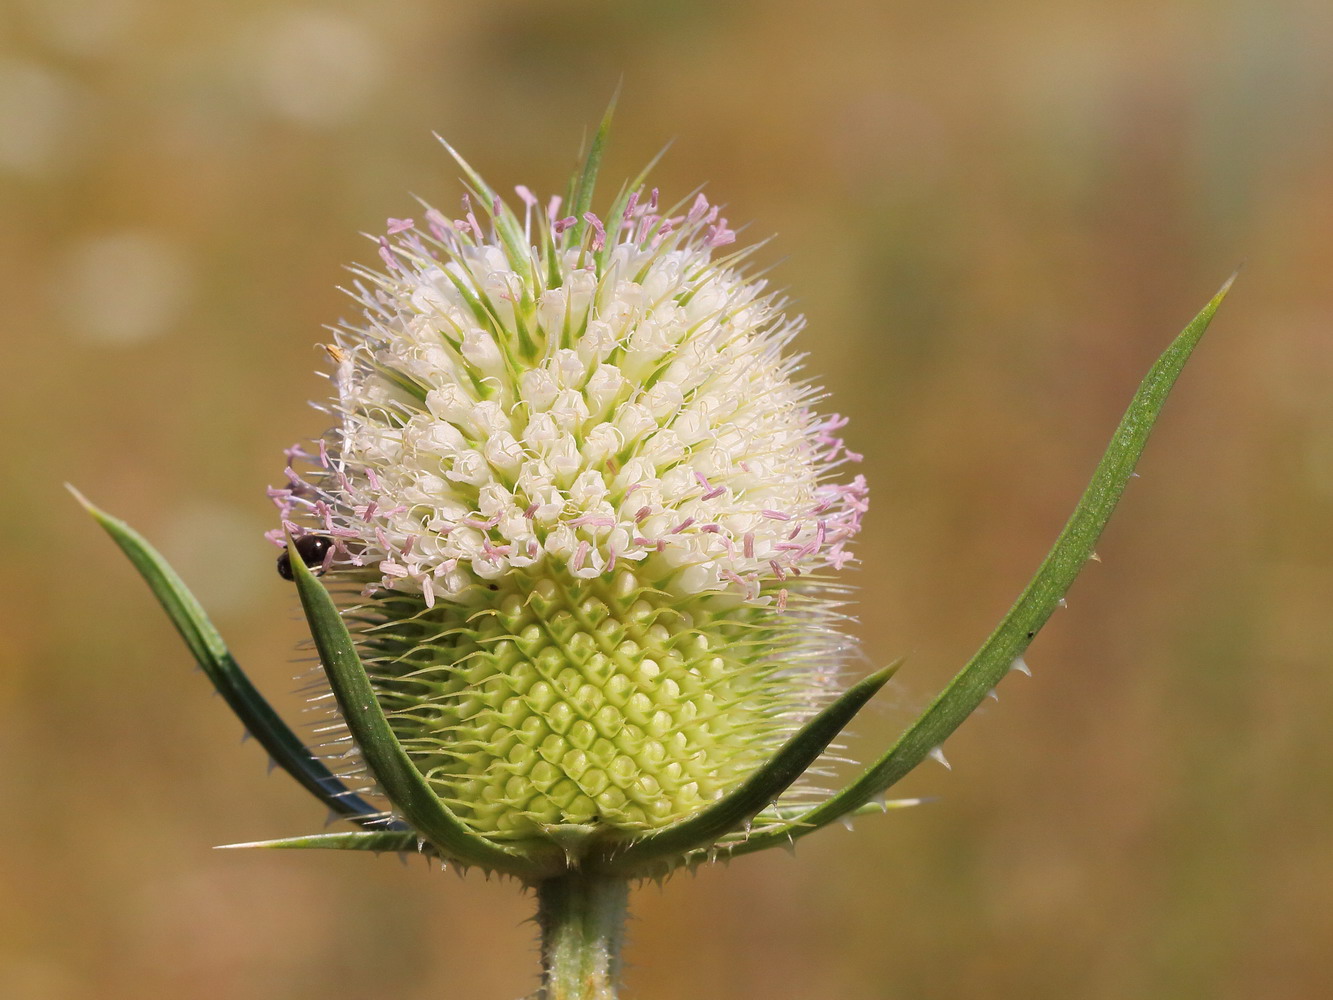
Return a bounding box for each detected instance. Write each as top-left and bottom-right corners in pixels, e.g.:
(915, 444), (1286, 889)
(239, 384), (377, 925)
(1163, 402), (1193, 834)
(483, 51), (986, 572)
(269, 150), (868, 846)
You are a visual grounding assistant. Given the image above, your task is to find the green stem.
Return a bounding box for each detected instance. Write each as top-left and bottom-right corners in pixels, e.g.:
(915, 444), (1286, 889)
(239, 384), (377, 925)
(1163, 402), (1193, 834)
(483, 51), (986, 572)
(537, 874), (630, 1000)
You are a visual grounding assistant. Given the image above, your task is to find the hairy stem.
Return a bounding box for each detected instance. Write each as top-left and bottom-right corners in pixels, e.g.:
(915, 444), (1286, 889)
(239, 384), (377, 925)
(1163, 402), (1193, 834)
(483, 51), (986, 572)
(537, 874), (630, 1000)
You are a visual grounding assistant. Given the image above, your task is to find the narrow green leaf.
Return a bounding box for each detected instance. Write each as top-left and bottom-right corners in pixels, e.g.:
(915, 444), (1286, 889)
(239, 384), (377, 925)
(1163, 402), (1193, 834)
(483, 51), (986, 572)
(217, 831), (422, 853)
(592, 661), (900, 876)
(71, 488), (390, 826)
(568, 88), (619, 246)
(434, 135), (534, 287)
(286, 539), (557, 879)
(725, 276), (1235, 858)
(594, 142), (672, 273)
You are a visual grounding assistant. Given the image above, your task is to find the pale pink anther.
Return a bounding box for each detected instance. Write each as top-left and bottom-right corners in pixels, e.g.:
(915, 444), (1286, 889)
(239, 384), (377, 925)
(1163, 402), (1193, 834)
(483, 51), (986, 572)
(705, 225), (736, 248)
(386, 218), (414, 234)
(583, 213), (606, 251)
(571, 540), (590, 572)
(378, 237), (399, 271)
(425, 208), (451, 242)
(762, 510), (791, 521)
(702, 486), (726, 500)
(671, 518), (696, 534)
(514, 185), (538, 207)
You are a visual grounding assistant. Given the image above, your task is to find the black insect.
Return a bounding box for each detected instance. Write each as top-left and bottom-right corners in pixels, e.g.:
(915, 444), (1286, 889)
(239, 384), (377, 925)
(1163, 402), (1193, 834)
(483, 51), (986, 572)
(277, 535), (334, 580)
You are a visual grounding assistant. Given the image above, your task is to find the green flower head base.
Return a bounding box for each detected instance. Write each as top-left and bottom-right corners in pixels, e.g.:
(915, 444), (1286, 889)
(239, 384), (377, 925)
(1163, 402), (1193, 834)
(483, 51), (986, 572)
(262, 139), (878, 875)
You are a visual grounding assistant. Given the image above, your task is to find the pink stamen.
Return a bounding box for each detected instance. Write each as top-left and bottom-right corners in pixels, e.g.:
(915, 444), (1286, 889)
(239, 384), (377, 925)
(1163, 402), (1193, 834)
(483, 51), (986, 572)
(583, 212), (606, 251)
(386, 218), (414, 234)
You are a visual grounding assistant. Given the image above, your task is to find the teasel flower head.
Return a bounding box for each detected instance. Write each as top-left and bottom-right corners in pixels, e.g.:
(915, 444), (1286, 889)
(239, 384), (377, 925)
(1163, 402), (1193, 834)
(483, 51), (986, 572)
(264, 138), (872, 868)
(79, 109), (1228, 1000)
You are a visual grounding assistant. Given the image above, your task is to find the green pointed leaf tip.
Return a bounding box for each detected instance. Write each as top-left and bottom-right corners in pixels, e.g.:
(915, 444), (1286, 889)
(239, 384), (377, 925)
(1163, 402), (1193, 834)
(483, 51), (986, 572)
(723, 277), (1234, 858)
(568, 89), (619, 245)
(69, 487), (389, 826)
(217, 831), (422, 853)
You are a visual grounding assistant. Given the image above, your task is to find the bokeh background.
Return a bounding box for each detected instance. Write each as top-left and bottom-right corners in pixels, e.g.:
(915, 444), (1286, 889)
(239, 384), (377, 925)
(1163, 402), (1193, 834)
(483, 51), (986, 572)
(3, 1), (1332, 997)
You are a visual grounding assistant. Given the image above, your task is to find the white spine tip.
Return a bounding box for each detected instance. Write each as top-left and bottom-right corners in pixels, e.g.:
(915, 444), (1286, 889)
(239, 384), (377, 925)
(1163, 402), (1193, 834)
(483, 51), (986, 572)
(266, 757), (278, 775)
(1058, 597), (1068, 609)
(840, 817), (856, 832)
(1089, 551), (1102, 563)
(1010, 655), (1032, 676)
(928, 746), (952, 770)
(986, 688), (999, 702)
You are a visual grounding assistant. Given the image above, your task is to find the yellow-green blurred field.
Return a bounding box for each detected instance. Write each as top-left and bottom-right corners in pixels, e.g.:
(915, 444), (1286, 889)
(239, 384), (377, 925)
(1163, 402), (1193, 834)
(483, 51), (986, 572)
(3, 1), (1332, 998)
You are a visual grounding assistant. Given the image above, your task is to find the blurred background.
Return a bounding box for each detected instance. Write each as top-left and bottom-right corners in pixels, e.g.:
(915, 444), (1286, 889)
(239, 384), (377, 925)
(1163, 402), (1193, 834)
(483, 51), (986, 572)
(3, 0), (1331, 997)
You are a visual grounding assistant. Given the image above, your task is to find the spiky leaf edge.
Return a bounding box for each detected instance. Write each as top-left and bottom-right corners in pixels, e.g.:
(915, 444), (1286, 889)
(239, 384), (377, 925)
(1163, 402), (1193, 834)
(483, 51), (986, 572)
(723, 275), (1235, 858)
(71, 488), (395, 828)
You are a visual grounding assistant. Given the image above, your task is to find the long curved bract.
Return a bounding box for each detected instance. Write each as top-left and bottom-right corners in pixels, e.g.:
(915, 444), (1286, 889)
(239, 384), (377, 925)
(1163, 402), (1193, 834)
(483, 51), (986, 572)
(724, 277), (1235, 858)
(74, 489), (395, 828)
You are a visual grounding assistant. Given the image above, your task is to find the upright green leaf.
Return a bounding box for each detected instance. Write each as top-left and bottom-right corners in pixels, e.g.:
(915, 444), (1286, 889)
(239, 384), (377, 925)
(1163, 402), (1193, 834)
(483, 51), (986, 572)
(567, 89), (619, 246)
(726, 276), (1235, 858)
(72, 489), (391, 826)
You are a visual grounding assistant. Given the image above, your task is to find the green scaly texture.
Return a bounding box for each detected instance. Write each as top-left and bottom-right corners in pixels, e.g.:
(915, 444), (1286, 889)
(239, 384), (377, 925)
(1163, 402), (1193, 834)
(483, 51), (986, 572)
(345, 569), (822, 840)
